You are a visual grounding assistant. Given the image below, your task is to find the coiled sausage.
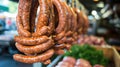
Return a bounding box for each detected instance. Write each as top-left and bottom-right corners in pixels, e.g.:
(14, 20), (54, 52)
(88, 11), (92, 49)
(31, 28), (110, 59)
(15, 39), (54, 54)
(21, 0), (32, 31)
(13, 49), (54, 64)
(52, 0), (66, 34)
(34, 0), (50, 36)
(14, 36), (49, 45)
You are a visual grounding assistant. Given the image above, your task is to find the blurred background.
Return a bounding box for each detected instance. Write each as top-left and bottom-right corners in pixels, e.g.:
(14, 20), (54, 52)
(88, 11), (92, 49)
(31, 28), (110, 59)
(0, 0), (120, 67)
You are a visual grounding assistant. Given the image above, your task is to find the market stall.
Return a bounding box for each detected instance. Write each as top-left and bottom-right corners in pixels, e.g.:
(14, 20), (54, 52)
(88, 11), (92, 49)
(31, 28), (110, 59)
(0, 0), (120, 67)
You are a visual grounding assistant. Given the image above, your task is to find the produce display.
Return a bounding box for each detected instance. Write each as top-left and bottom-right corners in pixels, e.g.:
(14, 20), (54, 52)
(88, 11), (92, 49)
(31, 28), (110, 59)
(63, 45), (109, 66)
(13, 0), (89, 64)
(77, 35), (107, 46)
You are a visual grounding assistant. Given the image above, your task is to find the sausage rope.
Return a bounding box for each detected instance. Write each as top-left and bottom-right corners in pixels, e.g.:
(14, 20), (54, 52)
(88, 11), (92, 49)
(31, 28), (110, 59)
(14, 0), (89, 64)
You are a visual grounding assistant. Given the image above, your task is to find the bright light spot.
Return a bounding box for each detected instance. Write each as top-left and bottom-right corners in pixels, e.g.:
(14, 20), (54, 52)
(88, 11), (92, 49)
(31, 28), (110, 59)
(91, 10), (100, 19)
(3, 0), (9, 6)
(92, 10), (97, 15)
(97, 2), (104, 8)
(93, 0), (99, 2)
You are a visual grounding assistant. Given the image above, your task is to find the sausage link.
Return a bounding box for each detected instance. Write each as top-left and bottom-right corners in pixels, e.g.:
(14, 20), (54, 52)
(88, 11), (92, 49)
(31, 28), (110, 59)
(42, 59), (51, 65)
(82, 12), (89, 34)
(74, 8), (84, 34)
(18, 0), (24, 16)
(34, 0), (50, 36)
(48, 0), (55, 35)
(14, 36), (49, 45)
(65, 37), (75, 44)
(70, 8), (77, 32)
(61, 2), (70, 32)
(66, 6), (73, 32)
(65, 31), (73, 37)
(32, 26), (49, 37)
(52, 0), (66, 33)
(65, 4), (72, 32)
(73, 8), (81, 33)
(17, 0), (31, 37)
(22, 0), (32, 31)
(54, 49), (65, 55)
(57, 37), (66, 44)
(78, 11), (85, 34)
(16, 15), (31, 37)
(54, 31), (65, 41)
(15, 39), (54, 54)
(65, 44), (72, 50)
(13, 49), (54, 64)
(58, 36), (74, 44)
(30, 0), (39, 33)
(54, 44), (66, 49)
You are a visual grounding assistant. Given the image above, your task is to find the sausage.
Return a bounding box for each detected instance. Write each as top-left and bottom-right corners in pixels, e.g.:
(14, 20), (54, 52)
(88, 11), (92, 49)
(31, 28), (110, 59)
(62, 2), (71, 32)
(52, 0), (66, 34)
(16, 15), (31, 37)
(34, 0), (50, 36)
(65, 31), (73, 37)
(30, 0), (39, 33)
(70, 8), (77, 33)
(47, 0), (55, 35)
(16, 0), (31, 37)
(21, 0), (32, 31)
(82, 12), (89, 34)
(57, 36), (67, 44)
(54, 44), (66, 49)
(13, 49), (54, 64)
(78, 11), (85, 34)
(60, 2), (68, 32)
(64, 44), (72, 50)
(54, 44), (71, 50)
(42, 59), (51, 65)
(54, 49), (65, 55)
(57, 33), (74, 44)
(14, 36), (49, 45)
(32, 26), (50, 37)
(18, 0), (24, 16)
(66, 6), (73, 32)
(54, 31), (65, 41)
(66, 37), (75, 44)
(15, 39), (54, 54)
(73, 8), (82, 33)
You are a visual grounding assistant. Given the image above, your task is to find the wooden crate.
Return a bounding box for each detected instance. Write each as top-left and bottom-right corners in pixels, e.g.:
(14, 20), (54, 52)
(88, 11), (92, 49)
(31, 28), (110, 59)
(113, 47), (120, 67)
(91, 46), (120, 67)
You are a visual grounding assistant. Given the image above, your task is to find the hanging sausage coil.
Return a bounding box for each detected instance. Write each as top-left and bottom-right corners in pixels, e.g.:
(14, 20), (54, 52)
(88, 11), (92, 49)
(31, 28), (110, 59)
(13, 0), (89, 64)
(14, 0), (55, 64)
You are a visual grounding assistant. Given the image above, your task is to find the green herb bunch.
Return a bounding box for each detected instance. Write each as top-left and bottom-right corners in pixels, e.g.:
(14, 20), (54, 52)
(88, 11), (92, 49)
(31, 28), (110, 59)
(64, 44), (109, 66)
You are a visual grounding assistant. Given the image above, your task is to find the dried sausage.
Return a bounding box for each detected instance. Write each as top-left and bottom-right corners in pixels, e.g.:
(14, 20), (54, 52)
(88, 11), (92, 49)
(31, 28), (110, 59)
(34, 0), (50, 36)
(14, 36), (49, 45)
(52, 0), (66, 34)
(22, 0), (32, 31)
(15, 39), (54, 54)
(16, 15), (31, 37)
(70, 8), (77, 32)
(13, 49), (54, 64)
(16, 0), (31, 37)
(48, 0), (55, 35)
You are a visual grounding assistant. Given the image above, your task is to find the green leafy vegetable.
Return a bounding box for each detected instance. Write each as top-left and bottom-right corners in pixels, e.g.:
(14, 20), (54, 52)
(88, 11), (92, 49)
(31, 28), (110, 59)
(64, 44), (109, 66)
